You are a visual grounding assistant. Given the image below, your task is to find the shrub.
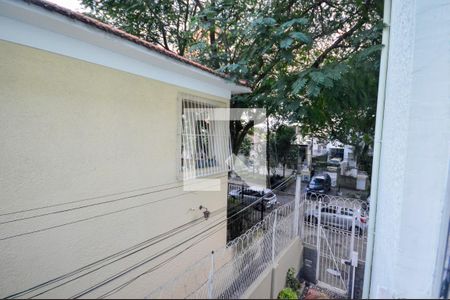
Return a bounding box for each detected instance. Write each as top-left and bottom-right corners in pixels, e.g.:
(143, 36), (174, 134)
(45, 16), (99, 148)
(278, 288), (298, 299)
(286, 267), (301, 291)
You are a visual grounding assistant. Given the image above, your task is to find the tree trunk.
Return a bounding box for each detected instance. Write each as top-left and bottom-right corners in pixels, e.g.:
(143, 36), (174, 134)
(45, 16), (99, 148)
(230, 119), (254, 155)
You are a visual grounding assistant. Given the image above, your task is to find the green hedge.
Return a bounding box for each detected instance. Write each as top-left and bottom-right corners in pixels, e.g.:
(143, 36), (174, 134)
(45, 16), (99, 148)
(278, 288), (298, 299)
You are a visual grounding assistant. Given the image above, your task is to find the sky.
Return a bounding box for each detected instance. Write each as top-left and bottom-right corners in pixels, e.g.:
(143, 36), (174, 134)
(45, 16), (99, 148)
(46, 0), (84, 12)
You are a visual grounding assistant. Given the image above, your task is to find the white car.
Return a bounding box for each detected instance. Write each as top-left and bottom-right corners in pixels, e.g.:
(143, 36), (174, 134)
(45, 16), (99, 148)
(304, 204), (368, 234)
(328, 157), (342, 166)
(229, 186), (278, 210)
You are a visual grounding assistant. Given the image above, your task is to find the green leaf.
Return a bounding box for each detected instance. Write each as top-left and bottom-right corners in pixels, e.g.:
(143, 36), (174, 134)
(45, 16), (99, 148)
(322, 77), (334, 88)
(289, 32), (311, 44)
(280, 18), (308, 30)
(306, 84), (321, 97)
(292, 78), (308, 94)
(189, 42), (207, 52)
(254, 17), (277, 27)
(310, 71), (325, 83)
(280, 38), (294, 49)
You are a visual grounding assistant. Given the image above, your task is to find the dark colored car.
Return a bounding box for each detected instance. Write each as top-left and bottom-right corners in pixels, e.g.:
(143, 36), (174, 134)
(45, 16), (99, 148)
(229, 186), (278, 210)
(305, 173), (332, 195)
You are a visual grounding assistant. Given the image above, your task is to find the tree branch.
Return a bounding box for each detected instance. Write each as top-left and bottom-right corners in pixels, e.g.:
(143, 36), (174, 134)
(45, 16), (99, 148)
(311, 18), (365, 68)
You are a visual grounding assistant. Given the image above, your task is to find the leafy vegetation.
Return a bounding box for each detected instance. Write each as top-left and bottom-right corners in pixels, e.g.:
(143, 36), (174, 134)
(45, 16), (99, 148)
(269, 125), (297, 177)
(278, 287), (298, 299)
(81, 0), (383, 167)
(286, 267), (302, 291)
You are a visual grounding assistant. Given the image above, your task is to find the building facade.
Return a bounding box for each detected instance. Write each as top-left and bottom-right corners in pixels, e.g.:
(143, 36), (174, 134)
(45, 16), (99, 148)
(0, 0), (249, 297)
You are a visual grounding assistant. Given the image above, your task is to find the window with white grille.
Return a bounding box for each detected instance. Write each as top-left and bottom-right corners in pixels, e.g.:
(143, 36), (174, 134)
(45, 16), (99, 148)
(178, 94), (231, 179)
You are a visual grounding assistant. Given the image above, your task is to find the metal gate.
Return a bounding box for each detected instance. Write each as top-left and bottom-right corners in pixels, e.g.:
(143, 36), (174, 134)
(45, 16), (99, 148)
(302, 193), (368, 298)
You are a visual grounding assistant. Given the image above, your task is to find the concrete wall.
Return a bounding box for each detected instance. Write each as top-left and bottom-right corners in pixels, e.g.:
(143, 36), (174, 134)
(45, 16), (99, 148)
(242, 237), (303, 299)
(0, 40), (229, 298)
(368, 0), (450, 298)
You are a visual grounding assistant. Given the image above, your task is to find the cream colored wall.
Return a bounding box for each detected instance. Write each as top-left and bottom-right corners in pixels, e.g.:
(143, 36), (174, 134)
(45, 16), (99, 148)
(241, 238), (303, 299)
(271, 238), (303, 298)
(0, 40), (229, 298)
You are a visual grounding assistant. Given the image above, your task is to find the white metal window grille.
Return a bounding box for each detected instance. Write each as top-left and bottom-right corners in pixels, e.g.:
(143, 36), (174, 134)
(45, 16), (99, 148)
(179, 95), (231, 179)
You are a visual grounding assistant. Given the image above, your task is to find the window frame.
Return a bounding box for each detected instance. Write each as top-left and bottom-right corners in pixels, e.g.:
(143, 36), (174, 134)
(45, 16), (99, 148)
(177, 93), (231, 180)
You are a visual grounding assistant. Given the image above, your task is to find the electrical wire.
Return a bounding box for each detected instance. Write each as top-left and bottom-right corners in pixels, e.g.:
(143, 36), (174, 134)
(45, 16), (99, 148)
(5, 207), (226, 299)
(98, 202), (267, 299)
(99, 223), (227, 299)
(0, 175), (226, 224)
(0, 180), (183, 217)
(5, 181), (277, 298)
(0, 191), (189, 241)
(0, 177), (228, 241)
(70, 217), (229, 299)
(69, 199), (268, 299)
(29, 211), (227, 299)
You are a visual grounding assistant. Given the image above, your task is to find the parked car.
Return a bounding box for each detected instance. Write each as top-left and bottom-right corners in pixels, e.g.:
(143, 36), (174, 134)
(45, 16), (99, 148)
(229, 186), (278, 210)
(304, 204), (368, 234)
(305, 173), (332, 195)
(328, 157), (342, 166)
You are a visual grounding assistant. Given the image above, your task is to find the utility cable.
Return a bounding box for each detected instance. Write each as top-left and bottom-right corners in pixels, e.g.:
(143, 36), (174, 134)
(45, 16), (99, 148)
(70, 217), (228, 299)
(98, 224), (227, 299)
(5, 207), (226, 299)
(0, 180), (183, 217)
(70, 200), (266, 299)
(6, 182), (274, 298)
(0, 175), (225, 223)
(0, 177), (228, 241)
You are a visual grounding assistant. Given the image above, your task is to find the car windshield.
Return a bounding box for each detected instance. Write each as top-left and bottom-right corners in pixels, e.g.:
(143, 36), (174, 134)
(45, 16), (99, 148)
(243, 190), (259, 196)
(312, 178), (324, 185)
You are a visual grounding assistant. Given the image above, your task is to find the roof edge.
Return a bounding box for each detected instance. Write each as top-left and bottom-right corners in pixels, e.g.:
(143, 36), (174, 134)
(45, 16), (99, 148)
(22, 0), (251, 91)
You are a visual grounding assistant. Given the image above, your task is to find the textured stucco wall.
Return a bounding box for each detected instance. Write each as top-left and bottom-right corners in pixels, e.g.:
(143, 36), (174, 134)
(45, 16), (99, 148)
(271, 238), (303, 298)
(369, 0), (450, 298)
(0, 40), (229, 298)
(242, 238), (303, 299)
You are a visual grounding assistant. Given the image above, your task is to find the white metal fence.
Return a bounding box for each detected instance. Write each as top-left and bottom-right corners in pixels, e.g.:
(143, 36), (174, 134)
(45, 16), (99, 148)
(302, 193), (369, 297)
(145, 189), (369, 299)
(147, 200), (302, 299)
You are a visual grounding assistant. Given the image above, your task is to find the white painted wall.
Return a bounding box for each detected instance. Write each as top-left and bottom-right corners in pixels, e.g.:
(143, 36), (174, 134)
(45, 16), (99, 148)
(368, 0), (450, 298)
(0, 0), (250, 99)
(0, 40), (229, 298)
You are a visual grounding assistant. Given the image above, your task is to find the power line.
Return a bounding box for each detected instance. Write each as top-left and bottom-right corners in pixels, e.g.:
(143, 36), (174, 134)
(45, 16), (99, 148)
(104, 211), (257, 299)
(0, 177), (229, 241)
(0, 180), (182, 217)
(34, 208), (247, 299)
(0, 173), (225, 218)
(70, 217), (229, 299)
(100, 224), (226, 299)
(68, 201), (263, 299)
(0, 190), (193, 242)
(30, 211), (228, 299)
(94, 203), (265, 299)
(5, 208), (226, 299)
(5, 181), (275, 298)
(1, 172), (288, 227)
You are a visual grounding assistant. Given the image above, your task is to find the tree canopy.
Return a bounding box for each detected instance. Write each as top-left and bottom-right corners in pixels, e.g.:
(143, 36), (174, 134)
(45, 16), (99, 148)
(81, 0), (383, 160)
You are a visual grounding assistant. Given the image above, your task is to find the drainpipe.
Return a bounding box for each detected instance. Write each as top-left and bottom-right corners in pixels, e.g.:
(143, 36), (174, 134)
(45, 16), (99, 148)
(362, 0), (392, 298)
